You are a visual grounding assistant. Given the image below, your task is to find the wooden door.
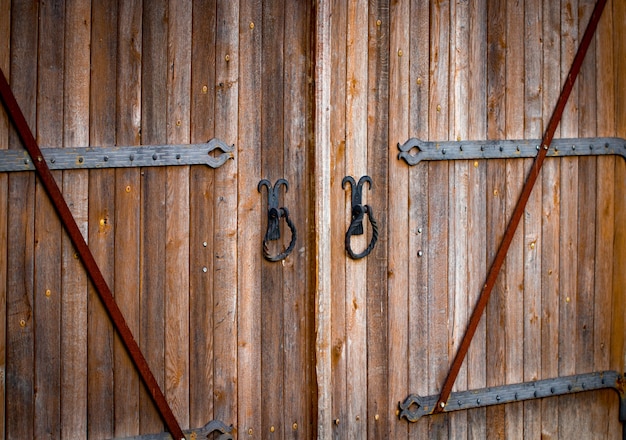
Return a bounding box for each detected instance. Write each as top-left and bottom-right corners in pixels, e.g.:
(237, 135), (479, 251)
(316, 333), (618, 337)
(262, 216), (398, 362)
(0, 0), (315, 439)
(315, 0), (626, 439)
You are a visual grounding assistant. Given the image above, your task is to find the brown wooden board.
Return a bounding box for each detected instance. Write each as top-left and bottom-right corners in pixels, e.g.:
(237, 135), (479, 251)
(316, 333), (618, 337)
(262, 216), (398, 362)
(0, 0), (8, 434)
(6, 2), (38, 439)
(34, 2), (64, 438)
(139, 0), (167, 433)
(190, 0), (217, 430)
(114, 1), (142, 435)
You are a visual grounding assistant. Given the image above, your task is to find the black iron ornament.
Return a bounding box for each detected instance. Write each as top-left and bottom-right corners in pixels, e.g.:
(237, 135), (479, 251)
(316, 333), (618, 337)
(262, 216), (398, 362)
(258, 179), (297, 262)
(342, 175), (378, 260)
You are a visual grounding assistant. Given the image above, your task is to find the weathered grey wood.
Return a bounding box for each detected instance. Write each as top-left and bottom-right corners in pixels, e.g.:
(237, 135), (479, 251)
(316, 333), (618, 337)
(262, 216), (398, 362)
(0, 0), (7, 432)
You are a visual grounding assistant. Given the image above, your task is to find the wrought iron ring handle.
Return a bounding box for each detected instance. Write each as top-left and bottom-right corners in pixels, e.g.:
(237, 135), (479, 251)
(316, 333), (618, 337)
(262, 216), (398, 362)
(345, 204), (378, 260)
(258, 179), (297, 262)
(342, 175), (378, 259)
(262, 206), (297, 262)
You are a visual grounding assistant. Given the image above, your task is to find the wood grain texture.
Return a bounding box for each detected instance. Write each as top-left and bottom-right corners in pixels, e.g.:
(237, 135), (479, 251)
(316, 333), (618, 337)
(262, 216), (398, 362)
(0, 0), (8, 435)
(6, 3), (38, 439)
(189, 0), (217, 431)
(408, 2), (429, 439)
(140, 0), (168, 432)
(61, 1), (91, 437)
(329, 0), (347, 437)
(212, 0), (238, 427)
(466, 0), (488, 437)
(88, 1), (117, 437)
(388, 0), (410, 437)
(236, 0), (261, 436)
(366, 0), (390, 437)
(114, 1), (142, 435)
(34, 2), (64, 438)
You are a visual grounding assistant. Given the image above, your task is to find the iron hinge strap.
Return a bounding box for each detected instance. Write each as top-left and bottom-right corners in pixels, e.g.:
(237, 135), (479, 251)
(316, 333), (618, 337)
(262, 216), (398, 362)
(399, 371), (626, 424)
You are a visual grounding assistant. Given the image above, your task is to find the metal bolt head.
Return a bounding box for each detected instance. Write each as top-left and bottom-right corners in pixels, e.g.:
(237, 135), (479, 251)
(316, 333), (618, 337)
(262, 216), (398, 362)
(376, 19), (382, 26)
(439, 401), (445, 408)
(417, 250), (423, 257)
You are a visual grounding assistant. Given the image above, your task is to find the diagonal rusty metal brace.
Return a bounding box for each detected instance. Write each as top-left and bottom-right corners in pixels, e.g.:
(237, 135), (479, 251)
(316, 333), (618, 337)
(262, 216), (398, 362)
(0, 68), (186, 440)
(433, 0), (609, 415)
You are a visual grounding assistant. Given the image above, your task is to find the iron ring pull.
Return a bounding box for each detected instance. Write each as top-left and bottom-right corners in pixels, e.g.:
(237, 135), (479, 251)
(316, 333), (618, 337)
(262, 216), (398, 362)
(258, 178), (297, 262)
(342, 175), (379, 259)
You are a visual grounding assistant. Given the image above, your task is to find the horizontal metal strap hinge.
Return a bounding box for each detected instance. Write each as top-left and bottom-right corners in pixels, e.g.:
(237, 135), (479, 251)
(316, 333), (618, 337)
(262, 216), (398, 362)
(398, 137), (626, 166)
(113, 419), (233, 440)
(0, 138), (234, 172)
(398, 370), (625, 423)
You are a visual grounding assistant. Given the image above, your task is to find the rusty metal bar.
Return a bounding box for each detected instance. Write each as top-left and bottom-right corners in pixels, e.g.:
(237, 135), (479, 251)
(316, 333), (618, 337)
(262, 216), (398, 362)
(432, 0), (608, 415)
(0, 68), (186, 440)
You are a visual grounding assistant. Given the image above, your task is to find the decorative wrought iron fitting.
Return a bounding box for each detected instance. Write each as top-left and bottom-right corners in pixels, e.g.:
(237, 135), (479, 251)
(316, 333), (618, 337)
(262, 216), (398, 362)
(342, 175), (378, 260)
(258, 178), (297, 262)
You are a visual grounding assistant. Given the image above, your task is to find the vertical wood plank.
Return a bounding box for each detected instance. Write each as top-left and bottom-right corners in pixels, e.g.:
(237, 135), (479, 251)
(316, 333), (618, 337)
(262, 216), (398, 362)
(315, 0), (333, 436)
(114, 1), (142, 435)
(466, 0), (488, 437)
(611, 1), (626, 438)
(345, 0), (368, 437)
(34, 2), (64, 438)
(428, 1), (450, 437)
(593, 0), (616, 436)
(88, 1), (117, 436)
(575, 0), (597, 436)
(366, 0), (389, 436)
(165, 0), (192, 428)
(6, 2), (38, 438)
(0, 0), (9, 436)
(448, 0), (469, 437)
(213, 0), (238, 427)
(486, 0), (506, 436)
(283, 0), (312, 436)
(190, 0), (217, 430)
(260, 0), (284, 436)
(140, 0), (167, 432)
(523, 0), (543, 437)
(329, 0), (348, 436)
(540, 0), (561, 437)
(388, 0), (410, 437)
(558, 1), (579, 435)
(408, 2), (429, 440)
(236, 0), (261, 436)
(61, 1), (90, 437)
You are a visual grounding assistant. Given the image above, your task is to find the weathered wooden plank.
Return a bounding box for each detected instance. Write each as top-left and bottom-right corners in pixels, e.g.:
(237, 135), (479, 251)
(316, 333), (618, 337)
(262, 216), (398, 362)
(88, 1), (117, 436)
(5, 2), (38, 439)
(345, 0), (368, 437)
(283, 0), (312, 437)
(61, 1), (90, 437)
(114, 1), (142, 435)
(259, 0), (285, 437)
(315, 0), (333, 436)
(190, 0), (217, 430)
(329, 0), (347, 437)
(213, 0), (238, 427)
(0, 0), (8, 435)
(34, 2), (64, 438)
(466, 0), (488, 437)
(486, 0), (506, 437)
(140, 0), (168, 432)
(407, 1), (429, 439)
(388, 0), (410, 437)
(165, 0), (192, 428)
(593, 0), (616, 436)
(575, 1), (597, 436)
(557, 3), (579, 433)
(522, 0), (543, 437)
(366, 0), (390, 437)
(540, 0), (561, 437)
